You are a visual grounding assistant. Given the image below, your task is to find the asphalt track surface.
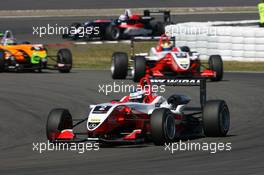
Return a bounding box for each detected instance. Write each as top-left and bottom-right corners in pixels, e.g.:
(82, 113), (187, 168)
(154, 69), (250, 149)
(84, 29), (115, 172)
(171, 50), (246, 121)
(0, 13), (258, 44)
(0, 0), (259, 10)
(0, 2), (263, 174)
(0, 70), (263, 175)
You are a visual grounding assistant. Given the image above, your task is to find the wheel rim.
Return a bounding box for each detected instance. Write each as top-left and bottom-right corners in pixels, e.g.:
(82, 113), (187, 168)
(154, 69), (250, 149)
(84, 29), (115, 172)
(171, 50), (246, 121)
(219, 106), (229, 133)
(164, 114), (176, 140)
(112, 28), (120, 39)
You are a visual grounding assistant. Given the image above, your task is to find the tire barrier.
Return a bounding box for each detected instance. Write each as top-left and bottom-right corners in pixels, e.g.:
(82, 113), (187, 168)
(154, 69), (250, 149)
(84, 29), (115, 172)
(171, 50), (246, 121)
(165, 20), (264, 61)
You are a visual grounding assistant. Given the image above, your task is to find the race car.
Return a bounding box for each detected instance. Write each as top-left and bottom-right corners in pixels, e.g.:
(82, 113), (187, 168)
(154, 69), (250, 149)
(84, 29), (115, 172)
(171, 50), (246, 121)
(62, 9), (171, 40)
(111, 34), (223, 82)
(0, 30), (72, 73)
(46, 76), (230, 145)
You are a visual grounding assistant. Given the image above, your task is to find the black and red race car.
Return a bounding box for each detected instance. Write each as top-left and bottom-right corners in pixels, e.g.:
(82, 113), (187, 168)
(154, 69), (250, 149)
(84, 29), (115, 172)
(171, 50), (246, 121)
(62, 9), (171, 40)
(46, 76), (230, 145)
(111, 35), (223, 82)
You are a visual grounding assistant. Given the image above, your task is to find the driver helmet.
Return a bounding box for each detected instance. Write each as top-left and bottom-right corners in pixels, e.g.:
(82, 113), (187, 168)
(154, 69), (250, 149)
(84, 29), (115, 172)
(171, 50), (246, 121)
(119, 14), (128, 22)
(161, 41), (173, 51)
(129, 89), (146, 103)
(119, 9), (132, 22)
(1, 30), (15, 45)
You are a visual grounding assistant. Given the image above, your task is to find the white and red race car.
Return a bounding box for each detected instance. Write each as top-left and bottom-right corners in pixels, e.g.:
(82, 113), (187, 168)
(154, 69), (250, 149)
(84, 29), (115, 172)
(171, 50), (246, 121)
(46, 76), (230, 145)
(111, 34), (223, 82)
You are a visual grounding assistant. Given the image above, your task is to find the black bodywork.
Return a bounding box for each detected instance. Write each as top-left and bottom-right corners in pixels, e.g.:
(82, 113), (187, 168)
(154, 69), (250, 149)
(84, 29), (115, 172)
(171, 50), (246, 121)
(62, 10), (171, 41)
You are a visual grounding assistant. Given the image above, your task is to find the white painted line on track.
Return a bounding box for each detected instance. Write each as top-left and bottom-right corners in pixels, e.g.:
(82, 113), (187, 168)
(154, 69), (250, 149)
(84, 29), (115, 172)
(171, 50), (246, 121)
(74, 40), (131, 45)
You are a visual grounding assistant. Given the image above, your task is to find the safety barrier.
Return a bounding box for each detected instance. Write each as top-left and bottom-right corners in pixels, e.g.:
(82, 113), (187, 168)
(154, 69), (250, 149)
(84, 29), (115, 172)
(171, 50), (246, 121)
(165, 20), (264, 61)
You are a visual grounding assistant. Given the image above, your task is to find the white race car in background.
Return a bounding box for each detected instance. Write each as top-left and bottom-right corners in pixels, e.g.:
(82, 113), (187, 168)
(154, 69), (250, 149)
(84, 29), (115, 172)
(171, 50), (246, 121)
(111, 34), (223, 82)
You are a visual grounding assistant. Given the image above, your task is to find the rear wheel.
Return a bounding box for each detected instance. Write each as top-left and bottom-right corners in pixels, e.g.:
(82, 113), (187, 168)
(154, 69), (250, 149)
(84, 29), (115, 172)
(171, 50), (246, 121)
(151, 21), (165, 36)
(151, 108), (176, 146)
(209, 55), (223, 81)
(111, 52), (128, 79)
(104, 25), (120, 40)
(46, 108), (73, 142)
(203, 100), (230, 137)
(180, 46), (191, 53)
(133, 56), (146, 82)
(57, 48), (72, 73)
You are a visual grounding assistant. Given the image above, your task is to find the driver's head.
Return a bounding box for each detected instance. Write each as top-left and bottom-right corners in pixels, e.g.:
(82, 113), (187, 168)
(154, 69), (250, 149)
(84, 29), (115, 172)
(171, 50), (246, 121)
(129, 90), (146, 103)
(161, 41), (172, 51)
(119, 14), (128, 22)
(1, 30), (15, 45)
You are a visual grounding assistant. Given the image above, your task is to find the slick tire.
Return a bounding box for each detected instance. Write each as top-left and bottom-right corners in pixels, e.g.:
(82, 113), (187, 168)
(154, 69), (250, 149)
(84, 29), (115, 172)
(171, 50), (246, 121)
(151, 108), (176, 146)
(46, 108), (73, 142)
(151, 21), (165, 36)
(104, 25), (120, 40)
(203, 100), (230, 137)
(57, 48), (73, 73)
(111, 52), (128, 79)
(133, 56), (146, 82)
(209, 55), (223, 81)
(180, 46), (191, 53)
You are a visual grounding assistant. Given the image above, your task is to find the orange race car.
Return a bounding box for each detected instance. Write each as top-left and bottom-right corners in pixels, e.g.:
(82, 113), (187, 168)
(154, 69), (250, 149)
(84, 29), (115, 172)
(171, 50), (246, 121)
(0, 30), (72, 73)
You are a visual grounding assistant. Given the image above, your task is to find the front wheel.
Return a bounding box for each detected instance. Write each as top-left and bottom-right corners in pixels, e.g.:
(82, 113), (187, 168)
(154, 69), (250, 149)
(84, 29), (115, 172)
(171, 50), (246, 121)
(111, 52), (128, 79)
(46, 108), (73, 142)
(151, 108), (176, 146)
(57, 48), (73, 73)
(133, 56), (146, 82)
(209, 55), (223, 81)
(203, 100), (230, 137)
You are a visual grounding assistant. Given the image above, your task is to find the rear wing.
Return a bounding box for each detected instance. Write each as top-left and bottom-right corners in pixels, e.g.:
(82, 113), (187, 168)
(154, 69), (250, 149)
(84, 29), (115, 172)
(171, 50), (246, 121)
(142, 76), (207, 109)
(143, 10), (171, 24)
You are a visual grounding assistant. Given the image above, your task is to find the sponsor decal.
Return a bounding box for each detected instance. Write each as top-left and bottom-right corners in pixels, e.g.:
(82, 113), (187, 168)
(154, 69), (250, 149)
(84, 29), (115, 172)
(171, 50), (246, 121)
(92, 105), (112, 114)
(90, 118), (101, 122)
(150, 79), (200, 86)
(88, 122), (100, 129)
